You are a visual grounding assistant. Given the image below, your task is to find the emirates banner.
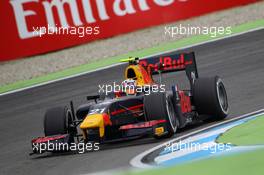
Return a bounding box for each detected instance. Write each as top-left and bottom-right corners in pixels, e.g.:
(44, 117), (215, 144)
(1, 0), (259, 61)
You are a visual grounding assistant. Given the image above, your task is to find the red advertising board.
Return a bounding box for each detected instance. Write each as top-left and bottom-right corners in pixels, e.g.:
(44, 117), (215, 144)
(0, 0), (259, 61)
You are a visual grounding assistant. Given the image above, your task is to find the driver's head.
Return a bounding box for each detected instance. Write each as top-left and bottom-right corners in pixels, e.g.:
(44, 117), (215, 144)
(122, 79), (137, 95)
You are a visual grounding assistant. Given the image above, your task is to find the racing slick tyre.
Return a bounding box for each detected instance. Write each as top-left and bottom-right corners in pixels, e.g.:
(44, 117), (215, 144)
(144, 92), (177, 139)
(193, 76), (229, 120)
(44, 106), (75, 144)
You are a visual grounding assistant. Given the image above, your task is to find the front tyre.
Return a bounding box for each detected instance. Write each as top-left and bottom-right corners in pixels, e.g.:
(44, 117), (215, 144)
(144, 92), (177, 139)
(44, 106), (74, 143)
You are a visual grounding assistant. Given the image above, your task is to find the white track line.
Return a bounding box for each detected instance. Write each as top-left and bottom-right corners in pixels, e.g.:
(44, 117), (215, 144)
(130, 109), (264, 168)
(1, 27), (264, 97)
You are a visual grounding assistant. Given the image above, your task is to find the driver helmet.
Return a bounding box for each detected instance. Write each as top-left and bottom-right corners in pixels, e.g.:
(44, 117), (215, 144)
(122, 79), (137, 95)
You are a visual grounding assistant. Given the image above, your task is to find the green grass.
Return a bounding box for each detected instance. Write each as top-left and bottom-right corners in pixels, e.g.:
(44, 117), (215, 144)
(125, 148), (264, 175)
(217, 115), (264, 146)
(1, 19), (264, 94)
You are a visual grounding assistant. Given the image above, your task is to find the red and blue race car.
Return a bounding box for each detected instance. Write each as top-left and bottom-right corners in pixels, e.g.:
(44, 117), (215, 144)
(31, 52), (229, 154)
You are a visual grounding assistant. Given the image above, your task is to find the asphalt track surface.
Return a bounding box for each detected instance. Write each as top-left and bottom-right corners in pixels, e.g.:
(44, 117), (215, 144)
(0, 29), (264, 175)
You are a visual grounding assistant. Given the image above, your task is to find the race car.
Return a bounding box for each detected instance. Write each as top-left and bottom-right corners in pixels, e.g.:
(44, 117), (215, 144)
(30, 52), (229, 154)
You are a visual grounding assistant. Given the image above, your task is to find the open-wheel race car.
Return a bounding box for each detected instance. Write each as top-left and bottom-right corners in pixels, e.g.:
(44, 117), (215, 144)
(30, 52), (229, 154)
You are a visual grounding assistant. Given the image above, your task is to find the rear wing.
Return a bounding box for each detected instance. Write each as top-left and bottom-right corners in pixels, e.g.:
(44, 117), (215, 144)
(139, 52), (198, 89)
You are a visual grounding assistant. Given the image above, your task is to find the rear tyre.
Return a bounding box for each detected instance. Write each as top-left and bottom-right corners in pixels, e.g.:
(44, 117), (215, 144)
(193, 76), (229, 120)
(44, 106), (74, 143)
(144, 92), (177, 139)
